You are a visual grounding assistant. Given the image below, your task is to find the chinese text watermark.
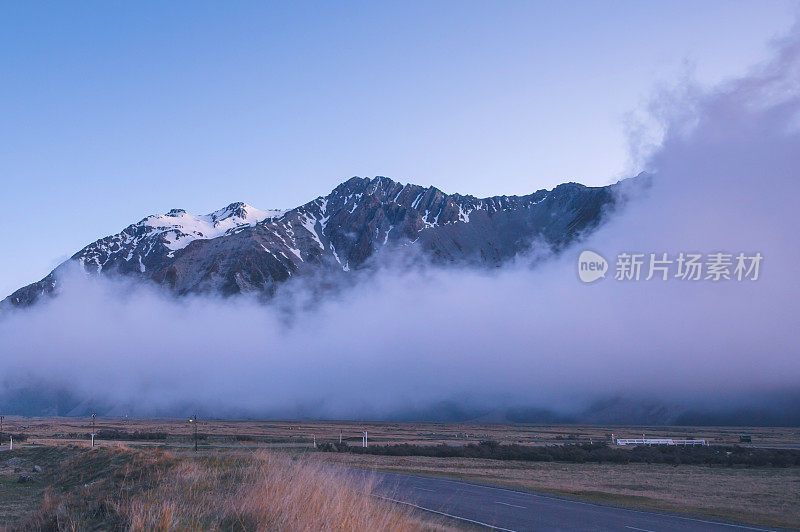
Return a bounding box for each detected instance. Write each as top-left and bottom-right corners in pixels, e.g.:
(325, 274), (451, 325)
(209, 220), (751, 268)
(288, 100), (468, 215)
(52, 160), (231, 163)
(578, 251), (762, 283)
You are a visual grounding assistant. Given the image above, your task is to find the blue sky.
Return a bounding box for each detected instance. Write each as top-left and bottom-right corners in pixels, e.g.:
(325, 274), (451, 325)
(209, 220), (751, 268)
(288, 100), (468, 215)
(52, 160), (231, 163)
(1, 1), (796, 297)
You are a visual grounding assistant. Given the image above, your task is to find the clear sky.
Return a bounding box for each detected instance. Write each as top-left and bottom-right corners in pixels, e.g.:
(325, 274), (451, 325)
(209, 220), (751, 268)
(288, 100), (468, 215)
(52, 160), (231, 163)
(1, 1), (796, 297)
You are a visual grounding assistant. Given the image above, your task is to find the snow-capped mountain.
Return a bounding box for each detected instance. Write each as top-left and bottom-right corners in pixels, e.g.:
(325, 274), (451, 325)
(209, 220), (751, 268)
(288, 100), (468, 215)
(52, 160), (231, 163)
(4, 176), (620, 306)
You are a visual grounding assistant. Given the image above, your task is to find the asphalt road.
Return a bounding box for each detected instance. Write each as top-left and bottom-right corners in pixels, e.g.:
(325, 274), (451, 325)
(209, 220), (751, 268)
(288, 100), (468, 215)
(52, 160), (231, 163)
(359, 470), (778, 532)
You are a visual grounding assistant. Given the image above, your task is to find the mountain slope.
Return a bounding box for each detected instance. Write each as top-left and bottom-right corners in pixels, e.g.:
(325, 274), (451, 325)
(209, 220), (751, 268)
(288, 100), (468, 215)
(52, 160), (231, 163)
(4, 176), (619, 306)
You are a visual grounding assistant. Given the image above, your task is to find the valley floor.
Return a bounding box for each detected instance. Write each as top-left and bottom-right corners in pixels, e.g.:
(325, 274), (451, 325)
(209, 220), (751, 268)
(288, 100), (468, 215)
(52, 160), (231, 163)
(1, 418), (798, 530)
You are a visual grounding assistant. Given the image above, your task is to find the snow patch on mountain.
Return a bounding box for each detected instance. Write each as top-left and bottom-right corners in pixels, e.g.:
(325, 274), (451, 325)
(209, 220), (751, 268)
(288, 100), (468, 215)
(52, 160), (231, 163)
(145, 202), (284, 251)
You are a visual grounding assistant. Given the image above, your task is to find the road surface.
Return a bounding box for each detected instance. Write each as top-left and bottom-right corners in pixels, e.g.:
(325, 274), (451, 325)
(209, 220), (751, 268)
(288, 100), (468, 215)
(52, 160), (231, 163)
(358, 470), (778, 531)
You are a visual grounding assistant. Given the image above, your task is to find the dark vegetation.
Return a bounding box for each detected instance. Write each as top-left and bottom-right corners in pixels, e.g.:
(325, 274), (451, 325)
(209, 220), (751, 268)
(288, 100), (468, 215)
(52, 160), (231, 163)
(65, 430), (215, 441)
(93, 429), (168, 441)
(318, 440), (800, 467)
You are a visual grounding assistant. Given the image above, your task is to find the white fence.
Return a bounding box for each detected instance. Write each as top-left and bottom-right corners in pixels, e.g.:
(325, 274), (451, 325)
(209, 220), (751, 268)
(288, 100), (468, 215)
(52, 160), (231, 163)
(613, 438), (708, 446)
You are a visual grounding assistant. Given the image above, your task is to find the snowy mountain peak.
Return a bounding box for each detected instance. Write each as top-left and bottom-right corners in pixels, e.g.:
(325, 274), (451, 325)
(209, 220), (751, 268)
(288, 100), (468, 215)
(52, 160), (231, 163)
(141, 203), (285, 252)
(209, 202), (279, 224)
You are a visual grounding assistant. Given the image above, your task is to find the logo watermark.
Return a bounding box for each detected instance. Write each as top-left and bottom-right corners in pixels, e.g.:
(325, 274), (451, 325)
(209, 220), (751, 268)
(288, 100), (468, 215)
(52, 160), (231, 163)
(578, 250), (608, 283)
(578, 251), (762, 283)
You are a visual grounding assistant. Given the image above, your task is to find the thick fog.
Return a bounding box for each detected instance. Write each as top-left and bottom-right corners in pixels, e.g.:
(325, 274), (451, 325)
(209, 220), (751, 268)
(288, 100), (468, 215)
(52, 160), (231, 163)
(1, 29), (799, 422)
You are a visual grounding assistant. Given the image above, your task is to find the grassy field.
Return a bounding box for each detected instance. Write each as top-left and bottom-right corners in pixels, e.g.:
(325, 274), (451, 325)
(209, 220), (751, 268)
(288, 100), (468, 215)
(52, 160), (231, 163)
(1, 417), (798, 530)
(0, 445), (456, 531)
(1, 416), (798, 447)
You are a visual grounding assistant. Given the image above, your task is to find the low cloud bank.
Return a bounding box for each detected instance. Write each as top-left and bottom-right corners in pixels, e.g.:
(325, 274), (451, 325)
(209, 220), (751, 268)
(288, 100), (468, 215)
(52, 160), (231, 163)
(1, 30), (799, 424)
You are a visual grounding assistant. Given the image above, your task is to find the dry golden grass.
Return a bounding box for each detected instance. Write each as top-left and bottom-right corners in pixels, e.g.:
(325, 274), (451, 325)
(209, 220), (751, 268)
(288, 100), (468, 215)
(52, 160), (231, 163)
(9, 445), (447, 531)
(118, 451), (429, 531)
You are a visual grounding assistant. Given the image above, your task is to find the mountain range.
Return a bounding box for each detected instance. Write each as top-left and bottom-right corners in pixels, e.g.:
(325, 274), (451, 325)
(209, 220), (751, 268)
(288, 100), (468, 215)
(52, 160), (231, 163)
(4, 175), (619, 307)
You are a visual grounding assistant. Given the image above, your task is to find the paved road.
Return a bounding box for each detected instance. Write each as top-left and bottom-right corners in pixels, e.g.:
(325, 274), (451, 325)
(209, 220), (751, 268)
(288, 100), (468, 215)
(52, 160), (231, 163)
(357, 470), (779, 531)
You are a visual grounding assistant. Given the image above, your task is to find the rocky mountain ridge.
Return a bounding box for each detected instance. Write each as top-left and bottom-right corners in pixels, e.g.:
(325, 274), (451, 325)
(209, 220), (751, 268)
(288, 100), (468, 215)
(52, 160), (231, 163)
(4, 175), (619, 306)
